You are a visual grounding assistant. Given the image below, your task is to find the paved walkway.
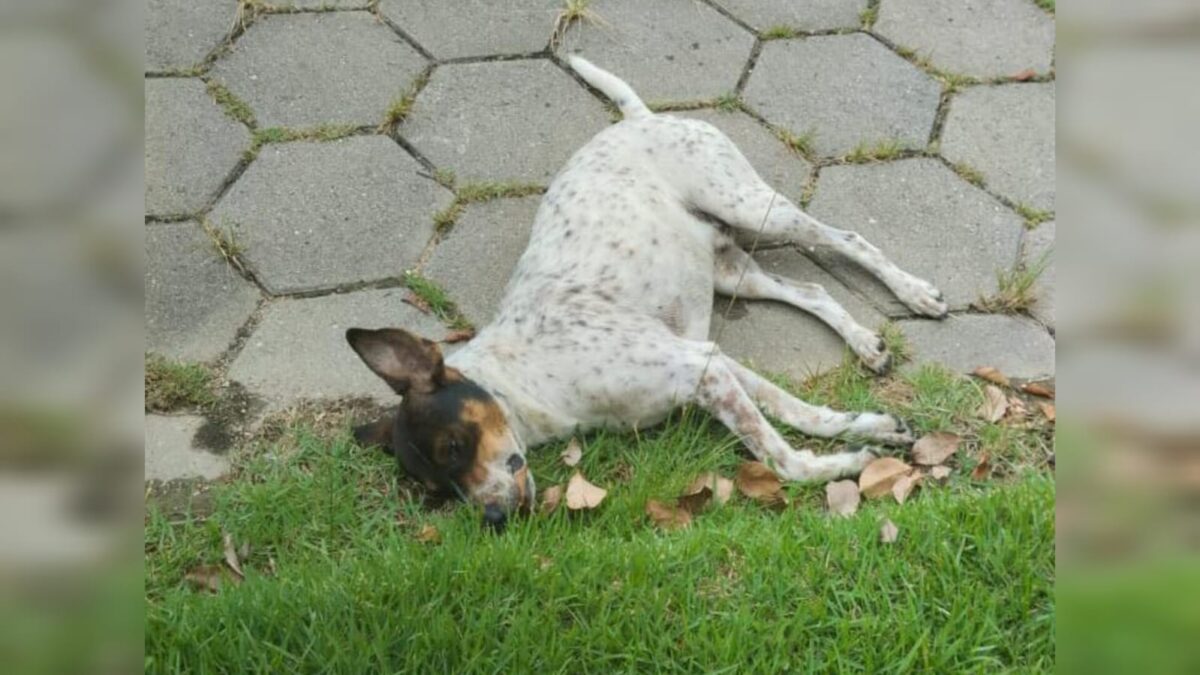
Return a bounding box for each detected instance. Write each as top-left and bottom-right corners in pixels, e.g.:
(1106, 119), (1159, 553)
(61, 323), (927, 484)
(145, 0), (1055, 482)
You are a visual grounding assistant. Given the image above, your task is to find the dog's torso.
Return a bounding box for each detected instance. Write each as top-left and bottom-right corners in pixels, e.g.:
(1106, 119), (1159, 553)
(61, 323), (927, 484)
(447, 115), (738, 445)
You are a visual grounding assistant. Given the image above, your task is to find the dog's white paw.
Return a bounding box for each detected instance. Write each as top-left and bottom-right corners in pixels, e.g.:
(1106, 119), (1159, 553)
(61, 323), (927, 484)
(846, 412), (914, 446)
(893, 276), (948, 318)
(847, 329), (892, 375)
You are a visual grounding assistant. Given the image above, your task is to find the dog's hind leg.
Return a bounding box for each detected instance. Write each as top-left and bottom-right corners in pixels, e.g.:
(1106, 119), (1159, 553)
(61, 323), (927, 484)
(712, 240), (893, 373)
(718, 354), (912, 446)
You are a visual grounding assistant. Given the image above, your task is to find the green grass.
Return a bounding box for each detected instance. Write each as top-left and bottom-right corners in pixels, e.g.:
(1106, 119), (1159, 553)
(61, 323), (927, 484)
(433, 182), (546, 232)
(776, 127), (817, 157)
(976, 251), (1052, 313)
(860, 5), (879, 29)
(205, 80), (256, 127)
(761, 25), (800, 41)
(379, 70), (431, 131)
(843, 139), (905, 164)
(145, 357), (1054, 671)
(145, 355), (217, 412)
(1033, 0), (1054, 14)
(1015, 203), (1054, 229)
(252, 124), (359, 145)
(403, 271), (473, 330)
(952, 161), (986, 188)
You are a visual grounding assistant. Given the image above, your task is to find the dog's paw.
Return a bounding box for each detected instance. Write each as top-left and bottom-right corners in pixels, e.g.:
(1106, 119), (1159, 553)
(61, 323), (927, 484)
(893, 276), (949, 319)
(848, 331), (892, 375)
(846, 413), (915, 447)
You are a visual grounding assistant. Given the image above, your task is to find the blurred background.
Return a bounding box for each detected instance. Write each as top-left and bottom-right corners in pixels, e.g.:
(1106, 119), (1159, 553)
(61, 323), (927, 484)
(0, 0), (1197, 671)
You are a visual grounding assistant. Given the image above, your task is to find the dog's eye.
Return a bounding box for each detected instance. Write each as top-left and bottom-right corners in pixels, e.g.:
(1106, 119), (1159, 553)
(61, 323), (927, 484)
(445, 439), (462, 464)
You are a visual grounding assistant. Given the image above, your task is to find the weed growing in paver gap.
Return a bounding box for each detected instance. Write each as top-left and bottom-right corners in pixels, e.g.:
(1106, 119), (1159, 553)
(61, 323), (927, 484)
(760, 25), (800, 41)
(938, 71), (978, 93)
(551, 0), (607, 50)
(859, 5), (879, 30)
(253, 124), (360, 145)
(843, 139), (905, 164)
(402, 271), (473, 330)
(379, 70), (431, 133)
(432, 202), (464, 233)
(199, 219), (247, 274)
(713, 93), (742, 112)
(878, 321), (913, 366)
(456, 182), (545, 203)
(432, 169), (456, 189)
(975, 251), (1051, 313)
(205, 80), (256, 127)
(1014, 203), (1054, 229)
(776, 127), (817, 158)
(1033, 0), (1055, 15)
(146, 355), (218, 412)
(952, 162), (986, 189)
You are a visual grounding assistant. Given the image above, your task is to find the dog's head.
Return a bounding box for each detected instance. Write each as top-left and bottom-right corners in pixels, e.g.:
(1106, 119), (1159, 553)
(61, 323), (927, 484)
(346, 327), (533, 531)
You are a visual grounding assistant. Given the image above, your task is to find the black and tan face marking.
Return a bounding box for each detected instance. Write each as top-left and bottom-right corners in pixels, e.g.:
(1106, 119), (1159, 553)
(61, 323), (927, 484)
(346, 328), (530, 525)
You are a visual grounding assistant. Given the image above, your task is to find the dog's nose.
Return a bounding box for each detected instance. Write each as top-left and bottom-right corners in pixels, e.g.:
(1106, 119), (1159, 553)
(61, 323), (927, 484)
(506, 454), (525, 473)
(483, 503), (507, 532)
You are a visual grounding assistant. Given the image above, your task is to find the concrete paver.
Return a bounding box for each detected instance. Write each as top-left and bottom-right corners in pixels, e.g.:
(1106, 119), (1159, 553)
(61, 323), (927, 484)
(379, 0), (561, 59)
(145, 0), (234, 72)
(713, 0), (867, 32)
(899, 314), (1055, 379)
(145, 415), (230, 482)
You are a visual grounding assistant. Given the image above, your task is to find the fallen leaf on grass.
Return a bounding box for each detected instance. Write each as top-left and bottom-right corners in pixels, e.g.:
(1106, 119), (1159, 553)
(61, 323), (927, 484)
(977, 385), (1008, 422)
(1007, 395), (1030, 421)
(912, 432), (959, 466)
(184, 565), (230, 593)
(541, 484), (563, 514)
(929, 465), (952, 480)
(441, 328), (475, 343)
(676, 486), (712, 515)
(1022, 382), (1055, 399)
(402, 292), (431, 314)
(735, 461), (784, 504)
(646, 500), (692, 531)
(565, 471), (607, 510)
(560, 438), (582, 467)
(685, 472), (734, 506)
(880, 519), (900, 543)
(971, 366), (1010, 388)
(415, 524), (441, 544)
(891, 471), (923, 504)
(1011, 68), (1037, 81)
(971, 452), (992, 481)
(859, 457), (912, 499)
(222, 532), (244, 579)
(825, 480), (860, 517)
(1038, 401), (1056, 422)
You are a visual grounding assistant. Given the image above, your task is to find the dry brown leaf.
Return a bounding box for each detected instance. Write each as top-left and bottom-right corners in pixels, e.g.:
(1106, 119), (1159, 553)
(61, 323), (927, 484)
(415, 524), (442, 544)
(677, 486), (712, 515)
(565, 471), (607, 510)
(402, 292), (431, 314)
(646, 499), (692, 530)
(1022, 382), (1055, 399)
(971, 452), (992, 481)
(685, 472), (734, 506)
(825, 480), (860, 517)
(1038, 401), (1056, 422)
(977, 385), (1008, 422)
(930, 465), (952, 480)
(880, 519), (900, 543)
(560, 438), (582, 467)
(735, 461), (783, 503)
(972, 366), (1011, 388)
(1011, 68), (1037, 81)
(541, 484), (563, 514)
(222, 532), (245, 579)
(442, 328), (476, 344)
(184, 565), (228, 593)
(859, 457), (912, 499)
(892, 471), (923, 504)
(911, 432), (960, 466)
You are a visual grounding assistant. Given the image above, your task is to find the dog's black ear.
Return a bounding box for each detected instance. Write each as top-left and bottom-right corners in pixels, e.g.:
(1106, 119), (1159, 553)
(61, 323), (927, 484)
(345, 328), (446, 396)
(352, 412), (396, 455)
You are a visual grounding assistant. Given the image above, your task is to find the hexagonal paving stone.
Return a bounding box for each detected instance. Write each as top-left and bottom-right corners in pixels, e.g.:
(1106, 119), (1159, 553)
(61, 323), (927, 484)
(560, 0), (755, 103)
(209, 136), (453, 295)
(672, 109), (812, 208)
(145, 78), (251, 216)
(712, 0), (867, 32)
(145, 0), (234, 72)
(145, 415), (230, 482)
(941, 83), (1056, 212)
(423, 196), (540, 326)
(228, 288), (449, 409)
(743, 34), (941, 157)
(1022, 221), (1055, 331)
(401, 60), (609, 183)
(146, 221), (262, 362)
(380, 0), (561, 60)
(898, 314), (1054, 379)
(876, 0), (1055, 79)
(807, 158), (1024, 315)
(210, 12), (427, 128)
(712, 249), (886, 381)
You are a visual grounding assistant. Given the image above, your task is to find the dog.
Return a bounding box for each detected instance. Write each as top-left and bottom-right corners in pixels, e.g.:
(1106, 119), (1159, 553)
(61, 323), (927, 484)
(347, 57), (948, 530)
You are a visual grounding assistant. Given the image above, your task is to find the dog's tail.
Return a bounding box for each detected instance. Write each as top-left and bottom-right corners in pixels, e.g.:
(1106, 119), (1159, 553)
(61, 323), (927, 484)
(567, 55), (651, 120)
